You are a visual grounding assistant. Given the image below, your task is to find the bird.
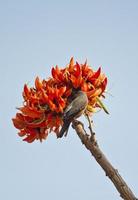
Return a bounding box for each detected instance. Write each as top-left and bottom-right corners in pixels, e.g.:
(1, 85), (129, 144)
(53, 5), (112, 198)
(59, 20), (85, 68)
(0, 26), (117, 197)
(57, 90), (88, 138)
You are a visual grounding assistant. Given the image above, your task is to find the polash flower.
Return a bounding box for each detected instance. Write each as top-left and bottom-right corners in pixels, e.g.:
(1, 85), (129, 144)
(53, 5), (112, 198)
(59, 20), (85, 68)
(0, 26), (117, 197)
(12, 57), (108, 143)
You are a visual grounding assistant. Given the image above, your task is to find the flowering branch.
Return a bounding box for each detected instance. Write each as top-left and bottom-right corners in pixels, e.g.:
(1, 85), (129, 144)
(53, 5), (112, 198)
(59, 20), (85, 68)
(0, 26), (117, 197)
(12, 58), (137, 199)
(72, 119), (137, 200)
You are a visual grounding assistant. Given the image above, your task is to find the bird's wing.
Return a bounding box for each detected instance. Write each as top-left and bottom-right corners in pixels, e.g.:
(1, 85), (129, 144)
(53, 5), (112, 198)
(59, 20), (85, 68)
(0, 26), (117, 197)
(64, 94), (88, 120)
(64, 104), (72, 116)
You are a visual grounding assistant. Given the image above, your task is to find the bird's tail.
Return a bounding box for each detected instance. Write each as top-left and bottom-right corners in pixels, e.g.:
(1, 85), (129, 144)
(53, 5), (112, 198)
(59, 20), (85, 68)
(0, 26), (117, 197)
(57, 121), (70, 138)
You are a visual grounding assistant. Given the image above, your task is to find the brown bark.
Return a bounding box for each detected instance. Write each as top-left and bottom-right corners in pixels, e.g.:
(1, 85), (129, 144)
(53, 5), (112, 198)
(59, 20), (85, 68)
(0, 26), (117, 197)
(72, 120), (137, 200)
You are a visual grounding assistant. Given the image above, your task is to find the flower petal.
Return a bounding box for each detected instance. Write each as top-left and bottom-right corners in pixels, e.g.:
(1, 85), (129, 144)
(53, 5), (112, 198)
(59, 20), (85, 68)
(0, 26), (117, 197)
(35, 77), (43, 90)
(18, 107), (43, 118)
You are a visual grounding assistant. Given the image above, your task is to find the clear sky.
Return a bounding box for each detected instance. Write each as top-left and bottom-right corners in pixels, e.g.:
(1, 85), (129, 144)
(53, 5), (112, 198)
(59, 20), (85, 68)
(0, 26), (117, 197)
(0, 0), (138, 199)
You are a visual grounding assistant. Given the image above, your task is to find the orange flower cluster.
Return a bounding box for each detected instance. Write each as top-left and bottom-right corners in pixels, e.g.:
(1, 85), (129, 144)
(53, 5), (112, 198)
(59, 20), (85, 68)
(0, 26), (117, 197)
(12, 58), (108, 143)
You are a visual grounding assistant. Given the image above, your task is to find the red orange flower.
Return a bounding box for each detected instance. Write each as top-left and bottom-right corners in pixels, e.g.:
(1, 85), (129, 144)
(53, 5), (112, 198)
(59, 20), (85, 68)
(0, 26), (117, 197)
(12, 57), (108, 143)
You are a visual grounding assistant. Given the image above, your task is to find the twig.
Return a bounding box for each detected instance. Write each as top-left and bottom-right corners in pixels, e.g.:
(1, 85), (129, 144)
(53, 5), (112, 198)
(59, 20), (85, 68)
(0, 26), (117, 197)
(85, 113), (95, 142)
(72, 120), (137, 200)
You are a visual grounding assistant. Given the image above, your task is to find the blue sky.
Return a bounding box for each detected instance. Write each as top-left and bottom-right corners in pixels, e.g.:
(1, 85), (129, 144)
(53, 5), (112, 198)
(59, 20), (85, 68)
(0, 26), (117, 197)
(0, 0), (138, 199)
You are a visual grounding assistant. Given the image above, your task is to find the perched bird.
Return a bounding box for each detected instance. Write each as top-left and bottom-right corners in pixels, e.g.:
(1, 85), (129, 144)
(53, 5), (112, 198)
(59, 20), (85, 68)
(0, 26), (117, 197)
(58, 90), (88, 138)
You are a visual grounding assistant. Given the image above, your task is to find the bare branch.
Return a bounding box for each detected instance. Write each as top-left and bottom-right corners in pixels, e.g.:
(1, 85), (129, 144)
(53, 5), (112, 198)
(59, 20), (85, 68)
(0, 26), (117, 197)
(72, 120), (137, 200)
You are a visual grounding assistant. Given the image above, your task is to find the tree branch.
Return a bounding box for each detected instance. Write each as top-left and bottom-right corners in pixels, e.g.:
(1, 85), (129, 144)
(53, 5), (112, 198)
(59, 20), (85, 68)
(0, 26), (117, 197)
(72, 119), (137, 200)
